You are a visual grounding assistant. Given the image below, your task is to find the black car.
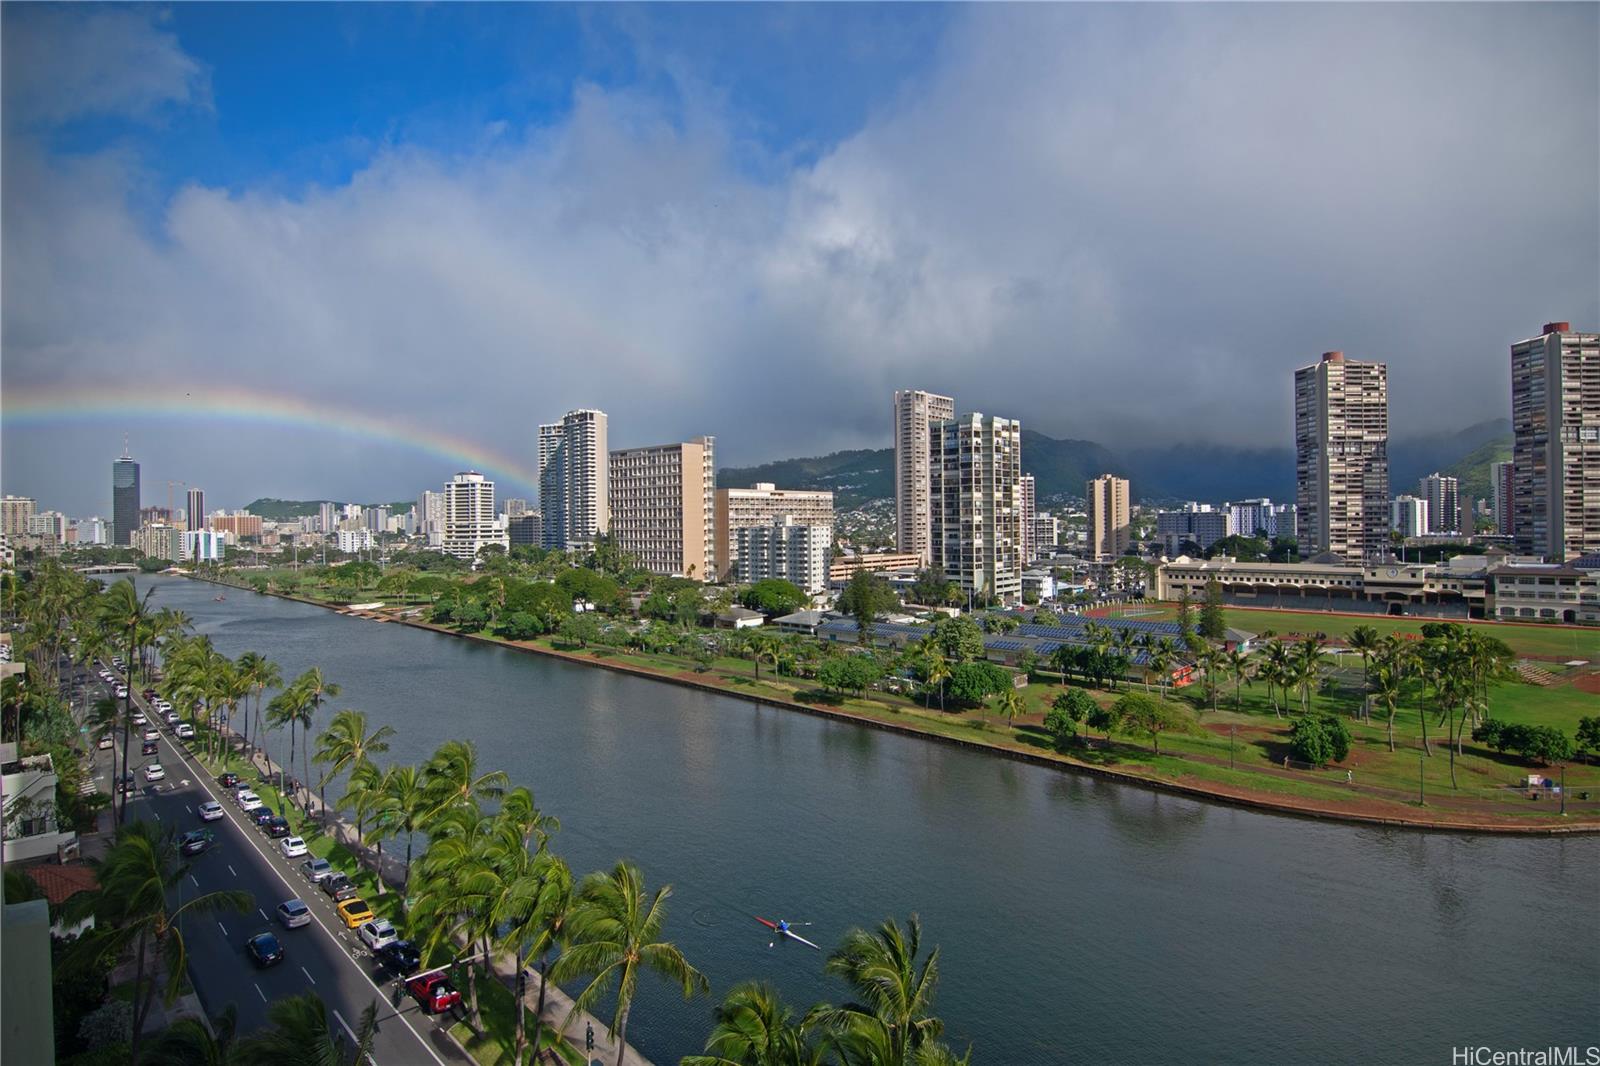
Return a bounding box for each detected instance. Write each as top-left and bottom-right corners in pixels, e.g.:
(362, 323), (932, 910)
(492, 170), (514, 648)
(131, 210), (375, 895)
(251, 809), (276, 829)
(246, 932), (284, 968)
(264, 816), (291, 838)
(218, 772), (240, 788)
(141, 739), (159, 756)
(117, 772), (136, 795)
(320, 873), (359, 901)
(375, 939), (422, 976)
(179, 829), (215, 856)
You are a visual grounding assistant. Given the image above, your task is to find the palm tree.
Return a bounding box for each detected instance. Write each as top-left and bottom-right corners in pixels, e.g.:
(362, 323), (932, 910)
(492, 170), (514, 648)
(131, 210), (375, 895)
(808, 915), (946, 1066)
(1111, 628), (1138, 689)
(550, 861), (709, 1066)
(1148, 637), (1178, 700)
(366, 763), (432, 898)
(503, 852), (574, 1063)
(1292, 636), (1326, 714)
(140, 1005), (240, 1066)
(98, 578), (155, 824)
(292, 668), (340, 821)
(66, 821), (251, 1063)
(1225, 647), (1251, 711)
(233, 994), (378, 1066)
(683, 982), (827, 1066)
(410, 803), (497, 1028)
(923, 651), (951, 712)
(996, 687), (1024, 729)
(265, 683), (313, 817)
(497, 785), (560, 852)
(1196, 644), (1223, 712)
(424, 738), (509, 821)
(1348, 625), (1380, 691)
(1371, 651), (1407, 754)
(339, 760), (388, 887)
(314, 708), (395, 838)
(236, 652), (282, 763)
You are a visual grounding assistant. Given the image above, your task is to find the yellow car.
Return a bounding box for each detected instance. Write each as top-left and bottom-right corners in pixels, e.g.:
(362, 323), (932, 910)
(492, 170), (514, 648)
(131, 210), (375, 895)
(336, 898), (375, 929)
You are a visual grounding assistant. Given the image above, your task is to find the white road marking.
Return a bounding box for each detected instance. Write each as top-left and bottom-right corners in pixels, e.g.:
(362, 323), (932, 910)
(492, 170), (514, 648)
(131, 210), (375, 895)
(153, 810), (161, 821)
(301, 965), (316, 985)
(254, 983), (267, 1003)
(185, 804), (192, 814)
(259, 908), (269, 921)
(228, 864), (238, 877)
(163, 731), (447, 1066)
(217, 921), (228, 937)
(190, 874), (199, 888)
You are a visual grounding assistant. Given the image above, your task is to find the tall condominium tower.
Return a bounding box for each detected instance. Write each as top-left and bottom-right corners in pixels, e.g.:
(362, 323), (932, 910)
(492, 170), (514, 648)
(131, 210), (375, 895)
(608, 436), (716, 580)
(186, 488), (206, 532)
(1019, 474), (1036, 564)
(1418, 473), (1460, 535)
(1511, 322), (1599, 560)
(112, 444), (141, 546)
(930, 413), (1023, 604)
(1085, 474), (1130, 560)
(440, 471), (506, 560)
(893, 389), (955, 565)
(1294, 351), (1389, 560)
(539, 409), (609, 550)
(1, 496), (37, 538)
(1491, 461), (1514, 537)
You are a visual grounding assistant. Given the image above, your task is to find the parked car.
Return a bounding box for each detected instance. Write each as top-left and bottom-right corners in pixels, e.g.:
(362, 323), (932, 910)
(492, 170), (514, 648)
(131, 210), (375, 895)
(144, 764), (166, 782)
(406, 972), (462, 1015)
(175, 723), (195, 740)
(336, 898), (374, 929)
(252, 809), (276, 829)
(302, 857), (334, 883)
(132, 713), (147, 726)
(141, 740), (159, 756)
(179, 829), (215, 856)
(237, 791), (264, 812)
(246, 931), (285, 967)
(142, 688), (157, 700)
(375, 939), (422, 976)
(279, 836), (308, 858)
(165, 711), (180, 725)
(218, 772), (240, 788)
(97, 735), (114, 750)
(276, 898), (312, 929)
(265, 816), (292, 838)
(198, 800), (225, 821)
(115, 686), (129, 699)
(117, 772), (135, 795)
(321, 874), (359, 901)
(358, 919), (398, 951)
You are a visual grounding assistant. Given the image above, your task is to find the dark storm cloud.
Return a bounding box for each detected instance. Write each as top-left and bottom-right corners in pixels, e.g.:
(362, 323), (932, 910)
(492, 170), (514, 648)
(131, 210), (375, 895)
(3, 4), (1596, 515)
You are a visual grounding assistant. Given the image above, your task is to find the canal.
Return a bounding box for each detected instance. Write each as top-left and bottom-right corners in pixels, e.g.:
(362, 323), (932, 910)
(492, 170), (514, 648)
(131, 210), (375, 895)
(138, 576), (1599, 1063)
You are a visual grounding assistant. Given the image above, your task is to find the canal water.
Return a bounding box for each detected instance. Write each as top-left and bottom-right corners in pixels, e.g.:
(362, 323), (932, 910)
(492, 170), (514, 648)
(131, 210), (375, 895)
(138, 576), (1598, 1064)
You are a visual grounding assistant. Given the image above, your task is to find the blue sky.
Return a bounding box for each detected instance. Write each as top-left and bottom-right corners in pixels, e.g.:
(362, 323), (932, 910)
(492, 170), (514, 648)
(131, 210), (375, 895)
(3, 3), (1597, 516)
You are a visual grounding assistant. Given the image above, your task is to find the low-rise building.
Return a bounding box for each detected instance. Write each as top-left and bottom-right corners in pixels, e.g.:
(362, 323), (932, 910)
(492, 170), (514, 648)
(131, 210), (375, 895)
(829, 551), (923, 584)
(336, 529), (373, 554)
(1488, 561), (1599, 624)
(2, 743), (76, 863)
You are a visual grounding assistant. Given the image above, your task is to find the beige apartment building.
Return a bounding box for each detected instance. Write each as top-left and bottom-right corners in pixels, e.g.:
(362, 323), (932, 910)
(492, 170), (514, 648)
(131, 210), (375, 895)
(1085, 474), (1130, 560)
(1512, 322), (1599, 561)
(608, 437), (716, 580)
(828, 551), (923, 583)
(1, 496), (37, 538)
(893, 389), (955, 564)
(1295, 351), (1389, 560)
(713, 483), (834, 581)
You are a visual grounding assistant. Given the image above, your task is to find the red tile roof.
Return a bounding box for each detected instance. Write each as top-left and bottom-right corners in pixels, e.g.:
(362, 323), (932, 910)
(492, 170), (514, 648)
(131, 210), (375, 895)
(24, 863), (97, 905)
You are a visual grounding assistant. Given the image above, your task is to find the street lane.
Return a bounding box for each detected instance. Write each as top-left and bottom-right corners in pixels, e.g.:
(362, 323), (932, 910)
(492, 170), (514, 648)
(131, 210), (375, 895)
(103, 671), (465, 1065)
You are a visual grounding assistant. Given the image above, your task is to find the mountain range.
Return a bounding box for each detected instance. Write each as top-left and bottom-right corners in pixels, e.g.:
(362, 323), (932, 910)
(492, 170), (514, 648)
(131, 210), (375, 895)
(718, 419), (1513, 509)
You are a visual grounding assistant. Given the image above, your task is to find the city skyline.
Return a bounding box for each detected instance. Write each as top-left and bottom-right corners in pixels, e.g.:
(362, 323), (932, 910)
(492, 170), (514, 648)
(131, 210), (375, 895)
(3, 4), (1597, 513)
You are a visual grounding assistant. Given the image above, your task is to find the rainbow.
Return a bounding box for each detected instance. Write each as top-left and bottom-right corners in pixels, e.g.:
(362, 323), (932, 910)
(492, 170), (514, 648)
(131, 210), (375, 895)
(2, 383), (542, 491)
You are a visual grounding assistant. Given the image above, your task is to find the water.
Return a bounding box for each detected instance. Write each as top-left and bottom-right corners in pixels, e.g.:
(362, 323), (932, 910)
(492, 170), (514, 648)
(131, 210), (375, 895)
(138, 576), (1599, 1063)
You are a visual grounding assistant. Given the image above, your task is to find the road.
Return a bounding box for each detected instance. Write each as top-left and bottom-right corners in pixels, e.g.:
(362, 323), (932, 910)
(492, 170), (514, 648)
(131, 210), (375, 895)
(82, 663), (469, 1065)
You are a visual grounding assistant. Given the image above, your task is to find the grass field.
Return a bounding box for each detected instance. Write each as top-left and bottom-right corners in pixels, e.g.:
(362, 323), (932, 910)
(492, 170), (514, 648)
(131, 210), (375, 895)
(1095, 603), (1600, 661)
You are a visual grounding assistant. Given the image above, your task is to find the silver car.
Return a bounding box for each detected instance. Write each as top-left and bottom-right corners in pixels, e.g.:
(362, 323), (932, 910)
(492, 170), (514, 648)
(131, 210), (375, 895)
(276, 898), (312, 929)
(301, 857), (333, 883)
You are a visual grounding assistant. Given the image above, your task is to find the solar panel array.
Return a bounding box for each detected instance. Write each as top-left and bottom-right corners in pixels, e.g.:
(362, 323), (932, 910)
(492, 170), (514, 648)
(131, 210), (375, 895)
(801, 616), (1167, 670)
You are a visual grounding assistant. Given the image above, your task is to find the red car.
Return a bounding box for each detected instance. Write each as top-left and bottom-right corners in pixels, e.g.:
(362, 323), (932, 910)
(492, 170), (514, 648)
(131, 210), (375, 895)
(406, 972), (461, 1015)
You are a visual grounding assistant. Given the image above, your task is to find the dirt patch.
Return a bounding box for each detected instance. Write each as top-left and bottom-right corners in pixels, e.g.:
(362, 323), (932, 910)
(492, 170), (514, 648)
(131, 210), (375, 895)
(1574, 672), (1600, 695)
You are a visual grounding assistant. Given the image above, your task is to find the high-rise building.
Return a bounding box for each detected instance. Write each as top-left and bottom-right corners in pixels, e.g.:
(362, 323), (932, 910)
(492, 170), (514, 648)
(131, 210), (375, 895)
(185, 488), (205, 532)
(130, 524), (178, 561)
(1033, 513), (1060, 554)
(28, 512), (69, 541)
(1085, 475), (1131, 560)
(1418, 473), (1461, 535)
(930, 413), (1023, 604)
(503, 498), (530, 518)
(713, 484), (835, 582)
(72, 517), (108, 546)
(417, 491), (444, 544)
(1019, 474), (1036, 563)
(1390, 495), (1429, 539)
(607, 437), (716, 580)
(336, 529), (373, 554)
(1294, 351), (1389, 560)
(1, 496), (36, 538)
(440, 472), (506, 560)
(735, 516), (831, 595)
(112, 445), (140, 546)
(208, 514), (263, 540)
(1491, 461), (1514, 537)
(1511, 322), (1599, 560)
(1226, 498), (1295, 540)
(893, 389), (956, 564)
(507, 513), (541, 546)
(1156, 504), (1233, 554)
(539, 409), (609, 550)
(180, 530), (225, 562)
(318, 502), (336, 535)
(365, 506), (389, 534)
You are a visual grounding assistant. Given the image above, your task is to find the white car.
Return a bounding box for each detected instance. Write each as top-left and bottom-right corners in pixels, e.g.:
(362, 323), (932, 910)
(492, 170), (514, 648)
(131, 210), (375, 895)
(358, 919), (399, 952)
(115, 686), (129, 699)
(165, 711), (180, 725)
(144, 763), (165, 782)
(198, 800), (225, 821)
(97, 735), (114, 750)
(279, 836), (309, 858)
(237, 791), (264, 812)
(154, 698), (172, 712)
(132, 713), (147, 726)
(175, 723), (195, 740)
(144, 729), (160, 741)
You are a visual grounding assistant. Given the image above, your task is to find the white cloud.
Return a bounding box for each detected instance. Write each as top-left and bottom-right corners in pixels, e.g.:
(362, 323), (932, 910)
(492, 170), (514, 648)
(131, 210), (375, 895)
(2, 4), (1597, 513)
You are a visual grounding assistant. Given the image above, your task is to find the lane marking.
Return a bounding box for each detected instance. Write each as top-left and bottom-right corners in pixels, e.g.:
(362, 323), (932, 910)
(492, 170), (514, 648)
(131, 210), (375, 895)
(190, 875), (199, 888)
(185, 804), (192, 814)
(162, 734), (447, 1066)
(153, 810), (161, 821)
(255, 983), (267, 1003)
(228, 864), (238, 878)
(217, 921), (228, 938)
(301, 965), (317, 985)
(259, 908), (269, 921)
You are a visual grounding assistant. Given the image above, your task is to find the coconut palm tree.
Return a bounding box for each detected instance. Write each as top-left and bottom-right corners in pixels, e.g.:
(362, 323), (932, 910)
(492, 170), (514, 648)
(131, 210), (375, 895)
(410, 803), (497, 1028)
(923, 651), (951, 712)
(996, 686), (1024, 729)
(291, 668), (340, 821)
(98, 578), (156, 824)
(366, 763), (432, 898)
(314, 708), (395, 837)
(66, 821), (251, 1063)
(502, 852), (574, 1063)
(1371, 651), (1408, 754)
(140, 1005), (240, 1066)
(233, 994), (378, 1066)
(339, 760), (389, 887)
(497, 785), (560, 853)
(424, 738), (508, 822)
(807, 915), (947, 1066)
(1348, 625), (1380, 691)
(683, 982), (828, 1066)
(265, 684), (313, 817)
(1225, 647), (1252, 711)
(235, 652), (282, 763)
(1292, 636), (1326, 714)
(550, 861), (708, 1066)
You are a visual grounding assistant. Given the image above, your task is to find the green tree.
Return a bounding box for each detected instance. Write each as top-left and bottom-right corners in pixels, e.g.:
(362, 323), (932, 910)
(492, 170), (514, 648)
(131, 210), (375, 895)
(930, 616), (985, 663)
(683, 982), (827, 1066)
(741, 579), (807, 617)
(139, 1004), (240, 1066)
(1576, 716), (1600, 762)
(1111, 692), (1188, 756)
(1288, 714), (1352, 768)
(995, 686), (1024, 728)
(233, 994), (378, 1066)
(97, 578), (156, 824)
(1198, 579), (1226, 641)
(551, 862), (709, 1066)
(945, 661), (1011, 705)
(1045, 689), (1095, 749)
(808, 915), (952, 1066)
(1348, 625), (1380, 690)
(314, 709), (395, 843)
(559, 612), (602, 649)
(837, 571), (897, 644)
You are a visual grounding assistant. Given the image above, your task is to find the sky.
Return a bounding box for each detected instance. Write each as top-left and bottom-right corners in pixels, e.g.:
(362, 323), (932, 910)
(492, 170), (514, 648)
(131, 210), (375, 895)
(3, 3), (1596, 517)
